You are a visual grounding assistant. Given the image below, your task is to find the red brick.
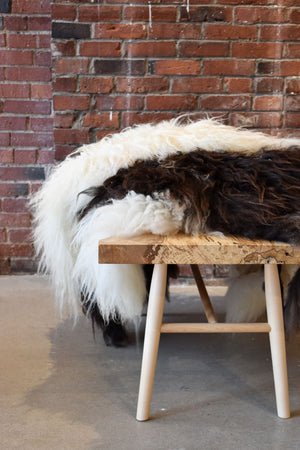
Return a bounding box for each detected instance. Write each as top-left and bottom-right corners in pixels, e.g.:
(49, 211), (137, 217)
(78, 5), (121, 22)
(146, 95), (198, 111)
(80, 78), (114, 94)
(286, 78), (300, 95)
(8, 229), (31, 243)
(96, 129), (120, 141)
(0, 84), (30, 98)
(28, 17), (51, 32)
(11, 132), (53, 147)
(180, 5), (232, 22)
(0, 228), (6, 242)
(150, 60), (200, 76)
(14, 150), (37, 164)
(289, 8), (300, 23)
(232, 42), (282, 59)
(3, 16), (27, 31)
(53, 58), (89, 75)
(177, 265), (193, 278)
(285, 43), (300, 58)
(4, 100), (51, 115)
(0, 116), (27, 130)
(203, 59), (255, 76)
(54, 129), (89, 145)
(0, 33), (5, 47)
(29, 117), (53, 131)
(80, 41), (121, 57)
(28, 184), (41, 195)
(95, 96), (143, 111)
(286, 96), (300, 111)
(122, 112), (174, 128)
(10, 258), (38, 273)
(0, 149), (13, 163)
(0, 167), (44, 181)
(2, 198), (28, 213)
(285, 113), (300, 128)
(55, 145), (77, 161)
(201, 95), (251, 110)
(105, 0), (154, 3)
(253, 95), (283, 111)
(7, 34), (37, 49)
(205, 24), (257, 40)
(117, 77), (169, 93)
(172, 77), (222, 93)
(215, 265), (230, 278)
(149, 23), (202, 39)
(230, 112), (282, 128)
(34, 51), (52, 66)
(53, 77), (77, 93)
(255, 78), (283, 93)
(53, 95), (90, 111)
(0, 183), (28, 197)
(12, 0), (51, 14)
(6, 67), (51, 82)
(38, 34), (51, 49)
(82, 112), (119, 128)
(31, 84), (52, 99)
(94, 23), (147, 39)
(0, 244), (33, 258)
(0, 133), (10, 146)
(0, 50), (33, 65)
(126, 42), (176, 57)
(37, 149), (55, 164)
(0, 213), (31, 227)
(218, 0), (270, 4)
(261, 25), (300, 41)
(235, 6), (285, 23)
(0, 258), (10, 275)
(52, 4), (76, 20)
(179, 41), (229, 57)
(124, 6), (176, 22)
(52, 41), (76, 57)
(225, 78), (252, 93)
(54, 113), (75, 128)
(279, 61), (300, 76)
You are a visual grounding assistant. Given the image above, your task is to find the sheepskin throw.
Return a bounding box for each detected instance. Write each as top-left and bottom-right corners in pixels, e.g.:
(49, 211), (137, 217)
(31, 119), (300, 325)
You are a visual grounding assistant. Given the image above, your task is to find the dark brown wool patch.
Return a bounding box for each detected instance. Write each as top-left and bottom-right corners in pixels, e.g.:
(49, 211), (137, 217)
(79, 147), (300, 244)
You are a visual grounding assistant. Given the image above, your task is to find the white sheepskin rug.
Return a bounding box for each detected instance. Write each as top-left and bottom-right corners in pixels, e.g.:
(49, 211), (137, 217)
(30, 118), (300, 324)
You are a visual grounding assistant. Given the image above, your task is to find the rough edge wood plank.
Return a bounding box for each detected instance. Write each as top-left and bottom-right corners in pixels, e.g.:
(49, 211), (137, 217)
(98, 233), (300, 265)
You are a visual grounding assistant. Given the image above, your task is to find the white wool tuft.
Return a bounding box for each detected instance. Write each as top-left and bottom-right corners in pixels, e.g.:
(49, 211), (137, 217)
(225, 270), (266, 323)
(72, 192), (183, 321)
(30, 118), (300, 321)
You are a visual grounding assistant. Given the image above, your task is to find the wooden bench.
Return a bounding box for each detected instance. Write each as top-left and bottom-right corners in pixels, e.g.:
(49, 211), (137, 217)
(98, 233), (300, 421)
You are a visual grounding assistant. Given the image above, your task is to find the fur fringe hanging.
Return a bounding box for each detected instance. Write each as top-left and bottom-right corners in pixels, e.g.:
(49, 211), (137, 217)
(30, 118), (300, 332)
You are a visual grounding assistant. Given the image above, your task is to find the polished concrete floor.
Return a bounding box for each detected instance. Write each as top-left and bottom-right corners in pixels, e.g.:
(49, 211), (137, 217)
(1, 275), (300, 450)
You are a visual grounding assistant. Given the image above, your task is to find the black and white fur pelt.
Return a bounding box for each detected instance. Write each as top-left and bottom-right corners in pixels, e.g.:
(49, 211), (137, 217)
(30, 118), (300, 346)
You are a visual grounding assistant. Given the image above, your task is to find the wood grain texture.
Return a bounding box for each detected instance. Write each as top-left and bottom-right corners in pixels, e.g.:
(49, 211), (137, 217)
(98, 233), (300, 265)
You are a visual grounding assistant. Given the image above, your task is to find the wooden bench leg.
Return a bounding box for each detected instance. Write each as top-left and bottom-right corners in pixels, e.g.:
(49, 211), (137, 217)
(190, 264), (218, 323)
(136, 264), (168, 421)
(264, 264), (290, 419)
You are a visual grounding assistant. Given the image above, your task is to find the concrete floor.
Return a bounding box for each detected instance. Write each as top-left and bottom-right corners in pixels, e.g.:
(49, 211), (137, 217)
(1, 276), (300, 450)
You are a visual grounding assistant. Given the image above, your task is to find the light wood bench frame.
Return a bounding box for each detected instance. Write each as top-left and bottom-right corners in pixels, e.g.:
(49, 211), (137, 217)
(98, 233), (300, 421)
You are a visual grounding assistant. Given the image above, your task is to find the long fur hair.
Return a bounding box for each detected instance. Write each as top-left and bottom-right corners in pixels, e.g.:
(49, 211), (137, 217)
(30, 118), (300, 337)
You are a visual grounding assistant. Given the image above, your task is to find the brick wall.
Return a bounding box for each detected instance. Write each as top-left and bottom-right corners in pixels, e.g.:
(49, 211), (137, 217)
(52, 0), (300, 160)
(0, 0), (53, 273)
(1, 0), (299, 275)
